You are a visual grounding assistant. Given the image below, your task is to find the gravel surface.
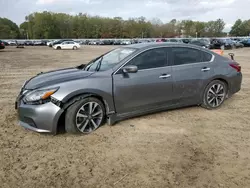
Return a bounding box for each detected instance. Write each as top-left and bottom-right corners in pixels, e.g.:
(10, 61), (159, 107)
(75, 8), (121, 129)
(0, 46), (249, 188)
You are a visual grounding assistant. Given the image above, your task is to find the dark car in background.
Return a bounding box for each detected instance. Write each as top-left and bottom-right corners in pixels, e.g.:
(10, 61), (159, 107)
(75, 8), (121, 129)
(210, 38), (233, 50)
(169, 38), (183, 43)
(241, 38), (250, 47)
(0, 40), (5, 49)
(181, 38), (191, 44)
(156, 38), (167, 42)
(2, 40), (9, 46)
(189, 39), (212, 49)
(24, 40), (34, 46)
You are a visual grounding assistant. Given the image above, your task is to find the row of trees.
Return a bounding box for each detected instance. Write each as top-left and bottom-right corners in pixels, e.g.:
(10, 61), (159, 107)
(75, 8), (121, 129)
(0, 11), (249, 39)
(0, 17), (20, 39)
(230, 19), (250, 36)
(20, 12), (227, 39)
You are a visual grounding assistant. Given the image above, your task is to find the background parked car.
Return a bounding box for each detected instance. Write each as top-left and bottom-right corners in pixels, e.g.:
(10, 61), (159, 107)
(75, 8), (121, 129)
(1, 40), (9, 46)
(8, 40), (17, 46)
(50, 39), (74, 47)
(47, 40), (55, 46)
(33, 40), (41, 46)
(24, 40), (34, 46)
(113, 40), (122, 45)
(53, 41), (80, 50)
(232, 40), (244, 48)
(189, 39), (211, 49)
(156, 38), (167, 42)
(181, 38), (191, 44)
(241, 38), (250, 47)
(168, 38), (183, 43)
(210, 38), (233, 50)
(121, 40), (132, 45)
(0, 40), (5, 50)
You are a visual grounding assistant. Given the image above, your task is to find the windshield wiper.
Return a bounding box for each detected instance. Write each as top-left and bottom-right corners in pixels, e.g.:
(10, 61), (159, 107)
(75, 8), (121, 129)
(95, 56), (104, 72)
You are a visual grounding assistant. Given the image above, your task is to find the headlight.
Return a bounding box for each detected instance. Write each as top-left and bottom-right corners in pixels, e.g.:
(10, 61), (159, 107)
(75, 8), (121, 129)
(25, 87), (59, 102)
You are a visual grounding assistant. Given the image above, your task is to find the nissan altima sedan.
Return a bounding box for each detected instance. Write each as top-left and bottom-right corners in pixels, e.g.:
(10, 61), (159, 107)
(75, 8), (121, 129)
(15, 43), (242, 134)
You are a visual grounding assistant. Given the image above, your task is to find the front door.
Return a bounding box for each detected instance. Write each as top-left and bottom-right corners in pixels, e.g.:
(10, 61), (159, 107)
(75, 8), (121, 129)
(61, 42), (67, 49)
(113, 47), (174, 115)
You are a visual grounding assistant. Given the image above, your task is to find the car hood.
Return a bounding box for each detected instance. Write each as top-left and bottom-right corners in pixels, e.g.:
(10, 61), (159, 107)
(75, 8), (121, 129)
(24, 67), (93, 90)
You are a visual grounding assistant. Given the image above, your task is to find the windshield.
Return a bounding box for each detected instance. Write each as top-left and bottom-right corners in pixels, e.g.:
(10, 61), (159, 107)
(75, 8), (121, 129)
(84, 47), (136, 72)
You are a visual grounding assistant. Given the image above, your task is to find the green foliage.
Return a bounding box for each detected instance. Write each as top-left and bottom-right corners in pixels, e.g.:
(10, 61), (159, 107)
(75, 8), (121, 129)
(230, 19), (250, 36)
(0, 17), (20, 39)
(2, 12), (228, 39)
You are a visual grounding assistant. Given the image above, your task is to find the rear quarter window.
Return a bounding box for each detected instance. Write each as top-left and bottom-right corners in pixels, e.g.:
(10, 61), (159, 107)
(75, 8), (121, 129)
(202, 51), (213, 62)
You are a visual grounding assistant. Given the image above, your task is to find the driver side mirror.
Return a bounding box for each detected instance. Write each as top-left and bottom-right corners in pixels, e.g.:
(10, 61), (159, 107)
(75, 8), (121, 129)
(122, 65), (138, 73)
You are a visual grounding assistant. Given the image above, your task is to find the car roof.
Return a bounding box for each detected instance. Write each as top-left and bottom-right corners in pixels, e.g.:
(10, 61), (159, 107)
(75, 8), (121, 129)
(125, 42), (202, 50)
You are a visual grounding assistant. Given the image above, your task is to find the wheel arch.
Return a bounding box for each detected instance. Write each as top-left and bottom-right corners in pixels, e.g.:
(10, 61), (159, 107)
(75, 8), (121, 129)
(199, 76), (230, 104)
(208, 76), (229, 91)
(56, 91), (113, 133)
(62, 92), (111, 113)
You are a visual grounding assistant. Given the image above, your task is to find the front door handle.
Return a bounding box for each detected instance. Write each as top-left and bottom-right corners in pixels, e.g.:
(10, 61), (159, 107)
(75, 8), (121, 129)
(201, 67), (211, 72)
(159, 74), (171, 79)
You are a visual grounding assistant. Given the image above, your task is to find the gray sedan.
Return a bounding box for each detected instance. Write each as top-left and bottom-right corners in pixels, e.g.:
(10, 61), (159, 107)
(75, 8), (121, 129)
(15, 43), (242, 134)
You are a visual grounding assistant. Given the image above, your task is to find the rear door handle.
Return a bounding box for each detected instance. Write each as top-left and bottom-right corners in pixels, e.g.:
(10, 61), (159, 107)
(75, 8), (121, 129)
(201, 67), (210, 72)
(159, 74), (171, 79)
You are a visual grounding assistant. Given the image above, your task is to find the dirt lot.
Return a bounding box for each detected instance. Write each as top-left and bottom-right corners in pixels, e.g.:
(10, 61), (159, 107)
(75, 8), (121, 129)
(0, 46), (249, 188)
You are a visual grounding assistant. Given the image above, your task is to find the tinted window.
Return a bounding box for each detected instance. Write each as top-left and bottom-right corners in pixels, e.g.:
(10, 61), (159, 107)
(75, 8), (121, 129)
(172, 47), (201, 65)
(191, 41), (202, 45)
(202, 51), (212, 62)
(170, 39), (178, 42)
(126, 48), (167, 70)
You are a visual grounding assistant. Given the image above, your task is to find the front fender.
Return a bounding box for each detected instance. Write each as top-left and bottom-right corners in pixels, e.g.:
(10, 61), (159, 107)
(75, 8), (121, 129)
(51, 78), (115, 113)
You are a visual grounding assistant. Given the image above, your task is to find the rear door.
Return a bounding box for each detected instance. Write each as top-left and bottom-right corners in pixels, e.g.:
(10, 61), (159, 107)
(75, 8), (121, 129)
(170, 47), (214, 105)
(68, 41), (74, 49)
(113, 47), (174, 115)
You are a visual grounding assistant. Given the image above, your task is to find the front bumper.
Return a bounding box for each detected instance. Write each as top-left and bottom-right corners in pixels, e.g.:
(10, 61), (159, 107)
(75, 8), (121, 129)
(16, 100), (64, 134)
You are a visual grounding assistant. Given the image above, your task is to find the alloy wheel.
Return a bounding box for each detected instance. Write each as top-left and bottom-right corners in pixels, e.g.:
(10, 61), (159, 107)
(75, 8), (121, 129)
(75, 101), (103, 133)
(207, 83), (226, 107)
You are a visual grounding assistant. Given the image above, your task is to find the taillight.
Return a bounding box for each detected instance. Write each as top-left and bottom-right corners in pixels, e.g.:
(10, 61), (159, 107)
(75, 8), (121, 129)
(230, 63), (241, 72)
(0, 43), (3, 46)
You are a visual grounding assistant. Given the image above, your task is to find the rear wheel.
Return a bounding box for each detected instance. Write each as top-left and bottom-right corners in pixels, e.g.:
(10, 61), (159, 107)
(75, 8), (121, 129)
(65, 97), (105, 134)
(202, 80), (227, 109)
(73, 46), (77, 50)
(57, 46), (61, 50)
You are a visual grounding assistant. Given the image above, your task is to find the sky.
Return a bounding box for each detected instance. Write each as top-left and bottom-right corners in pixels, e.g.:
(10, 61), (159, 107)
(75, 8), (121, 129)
(1, 0), (250, 31)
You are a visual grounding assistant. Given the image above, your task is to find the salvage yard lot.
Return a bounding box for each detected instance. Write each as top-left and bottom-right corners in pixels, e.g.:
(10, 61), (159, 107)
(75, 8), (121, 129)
(0, 46), (250, 188)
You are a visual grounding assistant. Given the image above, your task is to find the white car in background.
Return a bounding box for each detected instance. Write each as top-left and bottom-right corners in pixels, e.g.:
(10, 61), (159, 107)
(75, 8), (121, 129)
(53, 41), (81, 50)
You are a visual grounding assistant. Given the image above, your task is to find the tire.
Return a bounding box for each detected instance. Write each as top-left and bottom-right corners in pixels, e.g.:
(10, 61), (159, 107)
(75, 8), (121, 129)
(65, 97), (105, 134)
(57, 46), (61, 50)
(201, 80), (227, 110)
(73, 46), (77, 50)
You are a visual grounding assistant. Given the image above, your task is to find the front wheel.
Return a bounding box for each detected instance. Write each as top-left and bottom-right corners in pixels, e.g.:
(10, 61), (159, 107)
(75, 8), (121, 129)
(201, 80), (227, 109)
(57, 46), (61, 50)
(65, 97), (105, 134)
(73, 46), (77, 50)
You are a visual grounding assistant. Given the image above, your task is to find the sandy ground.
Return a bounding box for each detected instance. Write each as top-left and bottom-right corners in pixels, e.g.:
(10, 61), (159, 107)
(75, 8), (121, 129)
(0, 46), (249, 188)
